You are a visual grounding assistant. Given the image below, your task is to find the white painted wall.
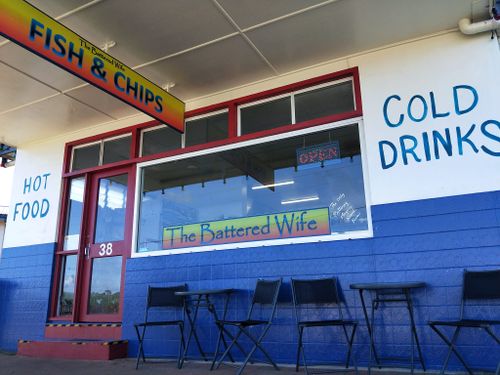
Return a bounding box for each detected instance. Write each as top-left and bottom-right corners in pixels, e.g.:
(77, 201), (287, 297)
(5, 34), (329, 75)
(352, 32), (500, 205)
(2, 116), (142, 248)
(3, 139), (64, 248)
(3, 31), (499, 248)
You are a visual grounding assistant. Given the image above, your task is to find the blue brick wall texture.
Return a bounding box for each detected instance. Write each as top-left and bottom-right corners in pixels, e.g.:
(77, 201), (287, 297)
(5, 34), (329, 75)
(122, 190), (500, 371)
(0, 190), (498, 370)
(0, 242), (55, 352)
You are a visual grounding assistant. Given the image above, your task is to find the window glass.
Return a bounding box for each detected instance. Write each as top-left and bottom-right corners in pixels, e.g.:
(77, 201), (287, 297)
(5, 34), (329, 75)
(185, 112), (228, 147)
(142, 126), (182, 156)
(72, 143), (100, 171)
(63, 177), (85, 250)
(103, 136), (131, 164)
(137, 125), (368, 252)
(295, 81), (355, 123)
(94, 174), (128, 243)
(88, 256), (121, 314)
(240, 97), (292, 135)
(57, 255), (77, 315)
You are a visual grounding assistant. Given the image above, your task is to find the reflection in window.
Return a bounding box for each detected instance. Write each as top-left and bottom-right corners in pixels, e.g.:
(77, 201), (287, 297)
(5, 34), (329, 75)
(63, 177), (85, 250)
(94, 174), (128, 244)
(103, 136), (131, 164)
(137, 125), (368, 252)
(58, 255), (77, 315)
(185, 112), (228, 147)
(72, 143), (100, 171)
(240, 97), (292, 135)
(88, 256), (122, 314)
(141, 125), (182, 156)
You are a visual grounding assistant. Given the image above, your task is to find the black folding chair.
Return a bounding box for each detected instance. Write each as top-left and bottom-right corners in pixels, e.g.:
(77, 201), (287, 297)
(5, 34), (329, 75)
(429, 269), (500, 374)
(291, 277), (358, 374)
(214, 278), (282, 375)
(134, 285), (187, 369)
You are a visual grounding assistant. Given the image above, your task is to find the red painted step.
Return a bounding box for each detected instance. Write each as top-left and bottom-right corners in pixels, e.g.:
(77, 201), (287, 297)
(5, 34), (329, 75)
(17, 339), (128, 360)
(45, 323), (122, 340)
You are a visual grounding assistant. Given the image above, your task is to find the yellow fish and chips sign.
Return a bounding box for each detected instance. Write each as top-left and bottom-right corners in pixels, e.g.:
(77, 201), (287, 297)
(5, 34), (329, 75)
(0, 0), (184, 131)
(163, 208), (331, 250)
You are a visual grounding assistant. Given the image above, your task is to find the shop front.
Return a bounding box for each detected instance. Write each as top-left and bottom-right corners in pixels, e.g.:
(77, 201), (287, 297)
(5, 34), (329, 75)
(0, 15), (499, 371)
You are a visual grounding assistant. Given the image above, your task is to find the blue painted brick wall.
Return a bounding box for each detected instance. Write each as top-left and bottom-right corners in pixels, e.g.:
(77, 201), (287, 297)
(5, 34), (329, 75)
(122, 190), (500, 371)
(0, 242), (55, 352)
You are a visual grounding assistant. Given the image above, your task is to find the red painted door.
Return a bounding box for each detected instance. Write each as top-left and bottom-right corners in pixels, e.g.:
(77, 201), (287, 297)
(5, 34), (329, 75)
(77, 167), (133, 322)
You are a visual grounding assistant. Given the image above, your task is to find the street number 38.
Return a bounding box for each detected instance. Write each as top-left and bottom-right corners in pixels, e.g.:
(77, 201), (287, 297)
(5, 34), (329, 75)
(99, 243), (113, 256)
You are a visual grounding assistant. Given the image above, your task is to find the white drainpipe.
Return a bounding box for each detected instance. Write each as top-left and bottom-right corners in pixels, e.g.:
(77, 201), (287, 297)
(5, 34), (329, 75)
(458, 17), (500, 35)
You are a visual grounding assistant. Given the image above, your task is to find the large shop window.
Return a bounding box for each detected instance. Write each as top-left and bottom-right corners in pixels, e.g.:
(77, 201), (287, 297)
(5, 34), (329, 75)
(136, 123), (369, 254)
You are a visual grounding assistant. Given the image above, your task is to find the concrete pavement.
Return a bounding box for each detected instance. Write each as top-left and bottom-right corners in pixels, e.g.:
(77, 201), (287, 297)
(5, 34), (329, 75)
(0, 352), (422, 375)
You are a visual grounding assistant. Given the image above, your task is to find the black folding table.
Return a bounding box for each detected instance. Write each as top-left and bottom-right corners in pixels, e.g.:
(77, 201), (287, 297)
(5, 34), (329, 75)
(175, 288), (235, 369)
(350, 282), (426, 374)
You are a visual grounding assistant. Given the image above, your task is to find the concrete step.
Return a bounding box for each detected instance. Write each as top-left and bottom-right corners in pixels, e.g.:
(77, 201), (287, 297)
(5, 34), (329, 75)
(17, 339), (128, 360)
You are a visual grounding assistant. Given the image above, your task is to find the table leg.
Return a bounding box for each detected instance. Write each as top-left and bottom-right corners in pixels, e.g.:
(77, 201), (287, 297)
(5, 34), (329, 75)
(358, 289), (379, 368)
(404, 289), (426, 371)
(183, 295), (208, 362)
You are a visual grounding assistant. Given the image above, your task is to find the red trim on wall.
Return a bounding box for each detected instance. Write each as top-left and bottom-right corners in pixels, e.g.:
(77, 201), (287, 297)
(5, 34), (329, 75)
(78, 166), (133, 323)
(132, 110), (361, 166)
(130, 128), (140, 159)
(64, 159), (135, 178)
(64, 120), (157, 150)
(50, 177), (69, 318)
(181, 67), (359, 117)
(352, 67), (363, 114)
(63, 67), (361, 167)
(73, 173), (92, 322)
(228, 103), (237, 138)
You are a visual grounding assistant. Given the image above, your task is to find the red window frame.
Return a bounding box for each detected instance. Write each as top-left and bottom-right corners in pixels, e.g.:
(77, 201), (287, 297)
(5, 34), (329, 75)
(49, 67), (362, 321)
(61, 67), (362, 177)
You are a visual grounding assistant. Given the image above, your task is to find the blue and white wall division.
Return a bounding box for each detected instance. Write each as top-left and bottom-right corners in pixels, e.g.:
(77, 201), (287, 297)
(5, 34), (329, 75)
(0, 32), (498, 370)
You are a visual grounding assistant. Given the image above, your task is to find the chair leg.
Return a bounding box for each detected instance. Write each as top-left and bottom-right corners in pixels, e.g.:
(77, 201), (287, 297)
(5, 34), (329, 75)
(340, 324), (350, 368)
(211, 323), (248, 370)
(239, 325), (280, 372)
(296, 326), (304, 373)
(215, 328), (243, 370)
(134, 325), (147, 370)
(236, 326), (278, 375)
(219, 324), (249, 357)
(441, 326), (460, 375)
(178, 323), (186, 369)
(430, 324), (473, 375)
(346, 323), (357, 369)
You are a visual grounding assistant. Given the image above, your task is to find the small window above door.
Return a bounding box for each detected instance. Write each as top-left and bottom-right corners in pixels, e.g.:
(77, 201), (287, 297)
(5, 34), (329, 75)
(71, 134), (132, 171)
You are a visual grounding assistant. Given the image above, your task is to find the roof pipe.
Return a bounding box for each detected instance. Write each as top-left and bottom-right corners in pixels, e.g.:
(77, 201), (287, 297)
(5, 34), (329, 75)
(458, 17), (500, 35)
